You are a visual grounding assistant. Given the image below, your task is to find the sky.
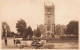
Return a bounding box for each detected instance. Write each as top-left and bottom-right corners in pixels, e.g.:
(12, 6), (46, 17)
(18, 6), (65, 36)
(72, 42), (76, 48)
(0, 0), (80, 33)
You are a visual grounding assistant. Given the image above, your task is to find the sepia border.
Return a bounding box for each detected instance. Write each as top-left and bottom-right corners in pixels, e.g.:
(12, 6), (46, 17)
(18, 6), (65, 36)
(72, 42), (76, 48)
(0, 0), (79, 50)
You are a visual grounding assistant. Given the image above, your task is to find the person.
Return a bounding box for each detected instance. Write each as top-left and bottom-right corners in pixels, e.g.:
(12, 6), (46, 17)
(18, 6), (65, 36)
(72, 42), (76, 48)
(13, 38), (16, 44)
(16, 39), (21, 47)
(5, 38), (7, 46)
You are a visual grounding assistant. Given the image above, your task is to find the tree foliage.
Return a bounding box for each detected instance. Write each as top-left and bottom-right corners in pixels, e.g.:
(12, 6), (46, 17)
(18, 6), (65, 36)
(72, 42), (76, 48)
(27, 26), (33, 36)
(65, 20), (78, 35)
(10, 32), (16, 37)
(33, 29), (37, 36)
(2, 22), (11, 37)
(16, 19), (27, 37)
(36, 27), (41, 37)
(23, 26), (33, 39)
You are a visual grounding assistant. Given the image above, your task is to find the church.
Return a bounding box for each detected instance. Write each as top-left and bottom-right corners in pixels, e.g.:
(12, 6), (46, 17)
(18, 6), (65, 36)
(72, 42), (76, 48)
(37, 2), (55, 38)
(44, 2), (55, 37)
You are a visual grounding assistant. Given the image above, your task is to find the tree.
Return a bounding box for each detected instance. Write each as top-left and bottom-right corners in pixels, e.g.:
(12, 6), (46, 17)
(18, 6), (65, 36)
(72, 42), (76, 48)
(2, 22), (11, 37)
(23, 29), (28, 38)
(16, 19), (27, 37)
(33, 29), (37, 36)
(27, 26), (33, 39)
(36, 27), (41, 37)
(10, 32), (16, 37)
(65, 20), (78, 35)
(23, 26), (33, 39)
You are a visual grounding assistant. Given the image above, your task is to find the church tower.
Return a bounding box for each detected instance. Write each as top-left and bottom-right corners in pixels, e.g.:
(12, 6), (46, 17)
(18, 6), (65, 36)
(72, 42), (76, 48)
(44, 2), (55, 37)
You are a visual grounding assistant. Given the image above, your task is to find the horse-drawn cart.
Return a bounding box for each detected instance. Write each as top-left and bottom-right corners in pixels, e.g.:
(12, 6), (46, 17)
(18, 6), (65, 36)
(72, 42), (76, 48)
(16, 39), (46, 49)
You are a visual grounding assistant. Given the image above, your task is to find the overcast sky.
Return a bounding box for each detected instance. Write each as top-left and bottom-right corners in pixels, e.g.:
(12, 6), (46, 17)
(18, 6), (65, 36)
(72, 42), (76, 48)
(0, 0), (79, 33)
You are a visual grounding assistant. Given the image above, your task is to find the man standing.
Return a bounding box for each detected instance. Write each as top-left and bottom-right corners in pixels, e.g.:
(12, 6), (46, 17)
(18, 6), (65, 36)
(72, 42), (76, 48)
(13, 38), (16, 44)
(3, 25), (8, 46)
(5, 38), (7, 46)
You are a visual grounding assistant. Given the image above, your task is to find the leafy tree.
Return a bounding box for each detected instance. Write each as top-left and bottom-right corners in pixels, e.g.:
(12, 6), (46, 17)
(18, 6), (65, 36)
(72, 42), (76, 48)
(33, 29), (37, 36)
(2, 22), (11, 37)
(65, 20), (78, 35)
(10, 32), (16, 37)
(36, 27), (41, 37)
(16, 19), (27, 37)
(27, 26), (33, 39)
(23, 29), (28, 38)
(23, 26), (33, 39)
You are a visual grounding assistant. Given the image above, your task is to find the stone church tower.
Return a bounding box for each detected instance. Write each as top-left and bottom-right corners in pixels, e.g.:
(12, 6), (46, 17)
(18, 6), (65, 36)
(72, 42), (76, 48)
(44, 2), (55, 37)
